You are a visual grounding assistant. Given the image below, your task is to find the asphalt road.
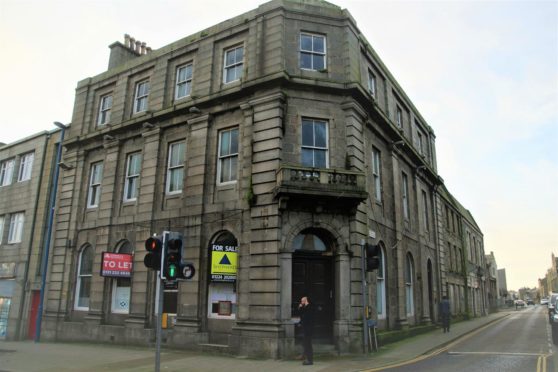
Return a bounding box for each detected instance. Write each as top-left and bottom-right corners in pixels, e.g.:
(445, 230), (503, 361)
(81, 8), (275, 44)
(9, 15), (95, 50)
(383, 305), (555, 372)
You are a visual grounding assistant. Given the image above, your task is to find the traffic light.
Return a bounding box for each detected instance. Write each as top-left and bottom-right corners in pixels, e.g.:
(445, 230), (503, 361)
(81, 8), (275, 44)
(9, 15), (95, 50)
(162, 232), (183, 281)
(365, 243), (380, 272)
(144, 236), (162, 270)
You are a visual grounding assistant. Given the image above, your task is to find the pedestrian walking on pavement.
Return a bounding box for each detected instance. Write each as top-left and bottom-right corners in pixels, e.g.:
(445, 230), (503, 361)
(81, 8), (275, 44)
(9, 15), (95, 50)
(439, 295), (451, 333)
(298, 296), (314, 365)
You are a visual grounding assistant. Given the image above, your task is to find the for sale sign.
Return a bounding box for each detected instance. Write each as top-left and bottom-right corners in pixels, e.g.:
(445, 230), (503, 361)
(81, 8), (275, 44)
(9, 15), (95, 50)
(100, 252), (133, 278)
(210, 244), (237, 282)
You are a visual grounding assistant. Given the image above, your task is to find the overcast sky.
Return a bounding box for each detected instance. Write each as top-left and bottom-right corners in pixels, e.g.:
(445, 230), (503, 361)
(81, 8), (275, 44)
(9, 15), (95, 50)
(1, 0), (556, 292)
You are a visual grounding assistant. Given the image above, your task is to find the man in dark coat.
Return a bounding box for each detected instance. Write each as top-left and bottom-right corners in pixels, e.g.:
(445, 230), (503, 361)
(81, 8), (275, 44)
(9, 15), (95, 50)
(439, 295), (451, 333)
(298, 296), (314, 365)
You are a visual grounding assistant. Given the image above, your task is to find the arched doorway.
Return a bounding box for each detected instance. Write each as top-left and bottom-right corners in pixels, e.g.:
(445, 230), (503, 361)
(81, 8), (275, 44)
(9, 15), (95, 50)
(207, 231), (238, 344)
(291, 228), (334, 342)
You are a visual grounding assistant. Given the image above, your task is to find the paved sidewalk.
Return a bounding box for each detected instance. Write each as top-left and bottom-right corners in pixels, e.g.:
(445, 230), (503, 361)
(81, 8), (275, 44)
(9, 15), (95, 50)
(0, 311), (510, 372)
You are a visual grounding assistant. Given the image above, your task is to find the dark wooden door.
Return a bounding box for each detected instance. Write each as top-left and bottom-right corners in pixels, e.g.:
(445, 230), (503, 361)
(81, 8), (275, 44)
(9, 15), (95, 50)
(27, 291), (40, 339)
(292, 255), (333, 341)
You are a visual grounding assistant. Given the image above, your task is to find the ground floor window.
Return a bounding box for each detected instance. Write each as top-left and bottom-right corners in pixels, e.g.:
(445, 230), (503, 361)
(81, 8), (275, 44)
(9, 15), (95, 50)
(0, 297), (11, 339)
(111, 242), (133, 314)
(207, 282), (236, 319)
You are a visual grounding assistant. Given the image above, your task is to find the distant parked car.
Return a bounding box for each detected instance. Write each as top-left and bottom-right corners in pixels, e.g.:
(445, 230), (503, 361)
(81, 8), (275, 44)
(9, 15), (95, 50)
(515, 299), (525, 307)
(551, 311), (558, 345)
(541, 298), (549, 305)
(548, 293), (558, 322)
(526, 299), (534, 305)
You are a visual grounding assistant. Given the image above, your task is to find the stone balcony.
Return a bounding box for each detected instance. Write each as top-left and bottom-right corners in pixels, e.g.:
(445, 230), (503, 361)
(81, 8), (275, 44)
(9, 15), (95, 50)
(273, 164), (368, 212)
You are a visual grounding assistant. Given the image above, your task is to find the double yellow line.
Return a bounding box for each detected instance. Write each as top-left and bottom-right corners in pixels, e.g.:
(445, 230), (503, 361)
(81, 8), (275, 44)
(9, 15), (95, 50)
(537, 354), (548, 372)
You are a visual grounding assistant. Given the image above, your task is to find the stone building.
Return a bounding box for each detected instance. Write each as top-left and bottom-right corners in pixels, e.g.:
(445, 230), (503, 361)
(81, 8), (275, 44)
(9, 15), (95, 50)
(435, 185), (486, 318)
(0, 129), (64, 340)
(485, 251), (499, 311)
(39, 0), (484, 357)
(498, 268), (508, 300)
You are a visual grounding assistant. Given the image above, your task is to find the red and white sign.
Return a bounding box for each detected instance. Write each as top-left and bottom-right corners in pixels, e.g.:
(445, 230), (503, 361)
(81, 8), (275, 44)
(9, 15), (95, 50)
(100, 252), (133, 278)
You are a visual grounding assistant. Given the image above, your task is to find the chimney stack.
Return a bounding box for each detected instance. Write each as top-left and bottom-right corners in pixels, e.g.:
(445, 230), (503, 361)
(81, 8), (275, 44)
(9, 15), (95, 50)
(108, 34), (152, 70)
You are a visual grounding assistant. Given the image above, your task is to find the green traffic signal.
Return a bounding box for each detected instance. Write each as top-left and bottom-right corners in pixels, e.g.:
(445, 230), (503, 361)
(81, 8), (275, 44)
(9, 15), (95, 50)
(168, 264), (177, 279)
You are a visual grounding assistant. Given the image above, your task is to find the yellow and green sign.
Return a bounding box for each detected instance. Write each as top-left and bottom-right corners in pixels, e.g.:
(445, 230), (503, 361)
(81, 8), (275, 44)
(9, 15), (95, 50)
(211, 244), (238, 282)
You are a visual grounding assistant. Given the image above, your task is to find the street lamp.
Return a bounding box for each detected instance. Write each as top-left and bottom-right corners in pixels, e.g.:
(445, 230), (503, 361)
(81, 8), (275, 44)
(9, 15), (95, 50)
(35, 121), (67, 342)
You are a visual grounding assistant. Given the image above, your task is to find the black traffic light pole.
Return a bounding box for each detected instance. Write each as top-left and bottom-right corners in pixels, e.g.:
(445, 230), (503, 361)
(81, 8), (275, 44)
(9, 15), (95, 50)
(155, 274), (163, 372)
(154, 231), (171, 372)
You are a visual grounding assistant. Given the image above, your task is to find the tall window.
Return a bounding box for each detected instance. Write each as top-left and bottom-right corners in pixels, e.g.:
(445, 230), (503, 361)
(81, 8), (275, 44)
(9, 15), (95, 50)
(223, 46), (244, 84)
(0, 159), (14, 186)
(417, 130), (424, 155)
(133, 80), (149, 114)
(368, 70), (376, 98)
(17, 152), (34, 182)
(0, 216), (4, 245)
(87, 162), (103, 208)
(422, 190), (429, 231)
(8, 212), (24, 243)
(301, 118), (328, 168)
(372, 148), (382, 202)
(75, 245), (93, 310)
(448, 241), (453, 271)
(111, 242), (133, 314)
(376, 246), (386, 318)
(402, 173), (410, 220)
(218, 128), (239, 184)
(405, 253), (414, 316)
(396, 106), (403, 128)
(300, 33), (326, 71)
(97, 94), (112, 126)
(175, 64), (193, 100)
(124, 153), (141, 202)
(166, 142), (185, 194)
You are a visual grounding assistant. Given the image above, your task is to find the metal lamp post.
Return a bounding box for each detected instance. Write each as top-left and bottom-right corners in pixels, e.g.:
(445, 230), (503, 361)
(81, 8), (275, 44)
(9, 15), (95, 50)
(34, 121), (67, 342)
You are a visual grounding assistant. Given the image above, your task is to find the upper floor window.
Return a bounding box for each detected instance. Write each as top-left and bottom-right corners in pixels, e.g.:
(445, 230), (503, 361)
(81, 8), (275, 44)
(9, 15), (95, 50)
(0, 215), (4, 245)
(133, 80), (149, 114)
(368, 70), (377, 98)
(8, 212), (24, 243)
(396, 106), (403, 128)
(17, 152), (34, 182)
(124, 153), (141, 202)
(75, 245), (93, 311)
(87, 162), (103, 208)
(300, 33), (326, 71)
(175, 64), (193, 100)
(0, 158), (14, 186)
(166, 141), (185, 194)
(422, 190), (429, 231)
(301, 118), (328, 168)
(223, 46), (244, 84)
(97, 94), (113, 126)
(372, 148), (382, 202)
(402, 172), (410, 220)
(217, 128), (239, 185)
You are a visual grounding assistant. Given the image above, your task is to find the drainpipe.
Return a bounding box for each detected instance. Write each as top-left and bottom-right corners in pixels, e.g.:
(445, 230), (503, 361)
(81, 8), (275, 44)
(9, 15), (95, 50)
(34, 121), (66, 342)
(15, 132), (50, 339)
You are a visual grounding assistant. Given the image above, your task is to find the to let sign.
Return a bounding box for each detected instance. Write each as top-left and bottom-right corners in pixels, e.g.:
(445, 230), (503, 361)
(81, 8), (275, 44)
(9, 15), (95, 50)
(101, 252), (133, 278)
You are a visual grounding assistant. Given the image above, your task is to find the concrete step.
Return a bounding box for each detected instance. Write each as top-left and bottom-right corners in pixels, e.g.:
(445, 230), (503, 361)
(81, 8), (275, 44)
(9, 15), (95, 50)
(198, 343), (230, 355)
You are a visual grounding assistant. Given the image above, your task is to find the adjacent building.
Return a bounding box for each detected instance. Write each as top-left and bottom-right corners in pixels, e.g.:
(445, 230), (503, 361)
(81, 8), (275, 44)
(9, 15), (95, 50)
(538, 253), (558, 298)
(485, 252), (499, 311)
(32, 0), (487, 357)
(0, 129), (64, 339)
